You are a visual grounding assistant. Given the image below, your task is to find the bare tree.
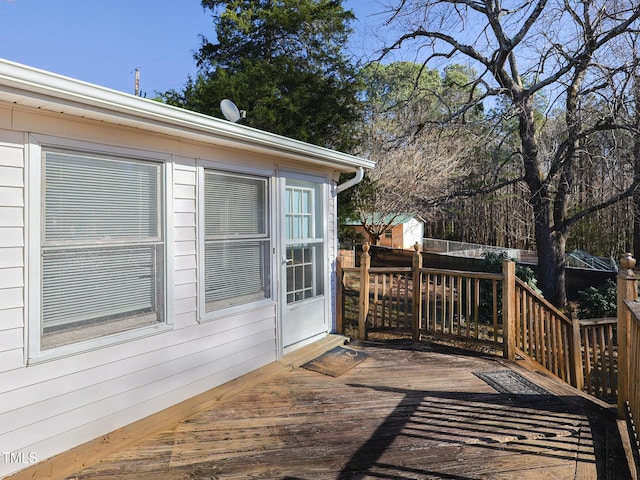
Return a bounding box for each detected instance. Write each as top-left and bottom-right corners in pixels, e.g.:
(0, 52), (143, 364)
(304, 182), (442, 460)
(354, 127), (469, 244)
(379, 0), (640, 306)
(351, 62), (473, 245)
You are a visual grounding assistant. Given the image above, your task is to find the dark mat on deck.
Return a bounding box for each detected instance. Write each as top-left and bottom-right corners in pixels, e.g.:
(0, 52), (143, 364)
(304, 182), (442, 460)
(301, 346), (369, 377)
(473, 369), (551, 395)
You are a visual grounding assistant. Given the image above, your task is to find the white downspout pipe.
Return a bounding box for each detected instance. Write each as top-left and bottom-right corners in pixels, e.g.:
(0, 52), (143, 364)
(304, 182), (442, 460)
(334, 167), (364, 196)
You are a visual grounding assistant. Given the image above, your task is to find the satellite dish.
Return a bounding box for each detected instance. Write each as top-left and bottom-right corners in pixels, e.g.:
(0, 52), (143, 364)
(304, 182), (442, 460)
(220, 99), (246, 123)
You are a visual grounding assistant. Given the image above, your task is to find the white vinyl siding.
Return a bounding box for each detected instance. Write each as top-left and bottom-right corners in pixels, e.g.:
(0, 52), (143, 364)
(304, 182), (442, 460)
(173, 164), (198, 327)
(0, 134), (25, 374)
(40, 150), (165, 350)
(204, 171), (270, 311)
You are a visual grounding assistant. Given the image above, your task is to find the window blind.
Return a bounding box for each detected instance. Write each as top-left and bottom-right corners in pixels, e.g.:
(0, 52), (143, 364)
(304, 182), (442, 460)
(42, 245), (161, 330)
(204, 172), (265, 237)
(204, 171), (269, 311)
(45, 152), (160, 242)
(41, 150), (164, 347)
(204, 241), (267, 307)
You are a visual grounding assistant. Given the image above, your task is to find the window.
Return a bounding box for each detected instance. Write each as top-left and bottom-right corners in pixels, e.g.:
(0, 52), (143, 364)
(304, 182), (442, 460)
(204, 171), (270, 311)
(40, 150), (164, 350)
(384, 229), (393, 239)
(284, 180), (324, 303)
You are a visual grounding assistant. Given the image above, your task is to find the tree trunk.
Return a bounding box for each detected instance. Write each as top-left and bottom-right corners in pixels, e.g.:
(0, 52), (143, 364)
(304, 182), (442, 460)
(518, 99), (568, 307)
(633, 74), (640, 259)
(532, 213), (568, 307)
(367, 231), (380, 245)
(633, 187), (640, 259)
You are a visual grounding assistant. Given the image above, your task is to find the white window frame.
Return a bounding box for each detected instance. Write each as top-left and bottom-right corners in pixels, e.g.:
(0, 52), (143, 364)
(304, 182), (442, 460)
(197, 160), (276, 322)
(284, 185), (324, 303)
(27, 135), (173, 363)
(279, 171), (331, 305)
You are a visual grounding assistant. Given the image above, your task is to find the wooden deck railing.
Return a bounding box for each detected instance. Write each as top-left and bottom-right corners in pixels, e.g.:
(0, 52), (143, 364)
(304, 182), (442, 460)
(336, 244), (632, 400)
(336, 244), (503, 347)
(368, 267), (413, 332)
(512, 277), (583, 389)
(617, 254), (640, 466)
(419, 268), (505, 344)
(579, 317), (617, 400)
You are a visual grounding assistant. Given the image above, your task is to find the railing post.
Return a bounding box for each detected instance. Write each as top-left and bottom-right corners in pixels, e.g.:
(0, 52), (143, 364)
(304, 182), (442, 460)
(502, 260), (516, 360)
(618, 253), (637, 418)
(412, 242), (423, 341)
(568, 313), (584, 391)
(358, 243), (371, 341)
(336, 256), (343, 335)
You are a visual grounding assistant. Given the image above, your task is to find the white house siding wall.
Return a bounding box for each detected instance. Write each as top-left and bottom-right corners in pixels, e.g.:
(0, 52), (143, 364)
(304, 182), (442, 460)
(0, 129), (25, 376)
(0, 108), (281, 477)
(172, 160), (198, 328)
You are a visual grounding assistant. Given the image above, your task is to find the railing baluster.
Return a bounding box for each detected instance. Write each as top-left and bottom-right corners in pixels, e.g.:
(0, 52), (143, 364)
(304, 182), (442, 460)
(607, 323), (615, 396)
(449, 275), (454, 334)
(396, 273), (401, 328)
(592, 324), (601, 397)
(492, 279), (498, 342)
(528, 293), (534, 358)
(473, 278), (480, 338)
(424, 273), (431, 332)
(381, 273), (387, 327)
(550, 316), (558, 377)
(583, 327), (592, 395)
(404, 272), (410, 330)
(465, 277), (471, 337)
(440, 274), (445, 334)
(597, 325), (607, 397)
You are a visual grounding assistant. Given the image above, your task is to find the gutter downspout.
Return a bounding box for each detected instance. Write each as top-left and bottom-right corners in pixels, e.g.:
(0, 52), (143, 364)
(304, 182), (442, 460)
(334, 167), (364, 196)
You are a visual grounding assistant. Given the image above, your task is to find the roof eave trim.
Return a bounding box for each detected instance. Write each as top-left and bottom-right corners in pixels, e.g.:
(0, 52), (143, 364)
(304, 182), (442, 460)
(0, 59), (374, 171)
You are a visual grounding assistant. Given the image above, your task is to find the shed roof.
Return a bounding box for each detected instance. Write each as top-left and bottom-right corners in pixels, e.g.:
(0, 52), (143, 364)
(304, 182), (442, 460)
(343, 213), (418, 226)
(0, 59), (374, 173)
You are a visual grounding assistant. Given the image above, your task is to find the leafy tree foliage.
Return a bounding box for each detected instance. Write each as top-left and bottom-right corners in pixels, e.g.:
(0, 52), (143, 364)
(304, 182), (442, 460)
(576, 279), (617, 319)
(161, 0), (362, 151)
(480, 252), (539, 292)
(478, 252), (540, 321)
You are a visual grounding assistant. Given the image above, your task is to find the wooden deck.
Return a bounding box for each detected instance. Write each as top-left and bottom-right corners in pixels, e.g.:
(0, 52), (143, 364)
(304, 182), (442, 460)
(63, 339), (629, 480)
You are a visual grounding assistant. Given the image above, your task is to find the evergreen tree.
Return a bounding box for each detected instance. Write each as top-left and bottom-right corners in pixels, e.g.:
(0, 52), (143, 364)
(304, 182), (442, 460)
(161, 0), (362, 151)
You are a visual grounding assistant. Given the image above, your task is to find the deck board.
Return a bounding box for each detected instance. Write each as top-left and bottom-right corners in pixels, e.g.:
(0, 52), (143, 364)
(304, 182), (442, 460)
(64, 341), (625, 479)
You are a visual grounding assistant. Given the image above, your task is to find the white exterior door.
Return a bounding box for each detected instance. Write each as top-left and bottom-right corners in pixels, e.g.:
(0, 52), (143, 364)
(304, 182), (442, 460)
(280, 175), (328, 350)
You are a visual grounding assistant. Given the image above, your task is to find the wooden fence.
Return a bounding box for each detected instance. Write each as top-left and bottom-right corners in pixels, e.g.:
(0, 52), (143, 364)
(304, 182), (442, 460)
(511, 277), (583, 389)
(579, 317), (617, 400)
(337, 243), (504, 348)
(336, 243), (627, 402)
(617, 254), (640, 467)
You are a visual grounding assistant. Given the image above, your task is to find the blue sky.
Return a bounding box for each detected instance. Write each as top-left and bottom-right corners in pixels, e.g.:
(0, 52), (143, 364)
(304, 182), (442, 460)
(0, 0), (388, 96)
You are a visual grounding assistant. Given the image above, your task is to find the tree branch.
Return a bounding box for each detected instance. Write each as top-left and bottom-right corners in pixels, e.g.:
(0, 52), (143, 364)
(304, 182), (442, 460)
(557, 180), (640, 232)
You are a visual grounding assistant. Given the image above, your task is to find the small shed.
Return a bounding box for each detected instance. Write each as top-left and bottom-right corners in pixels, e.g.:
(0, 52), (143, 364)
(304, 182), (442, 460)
(0, 59), (373, 478)
(344, 213), (424, 250)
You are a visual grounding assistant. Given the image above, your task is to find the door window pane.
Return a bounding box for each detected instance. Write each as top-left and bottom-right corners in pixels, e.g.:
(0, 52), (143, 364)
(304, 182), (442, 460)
(284, 179), (324, 305)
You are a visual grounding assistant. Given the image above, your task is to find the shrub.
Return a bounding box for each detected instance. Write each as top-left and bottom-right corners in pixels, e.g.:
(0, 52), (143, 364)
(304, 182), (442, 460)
(480, 251), (540, 292)
(477, 252), (540, 322)
(576, 279), (616, 319)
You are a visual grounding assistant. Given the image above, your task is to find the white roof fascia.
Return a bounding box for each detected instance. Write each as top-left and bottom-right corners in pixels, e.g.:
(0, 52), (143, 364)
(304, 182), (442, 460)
(0, 59), (374, 172)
